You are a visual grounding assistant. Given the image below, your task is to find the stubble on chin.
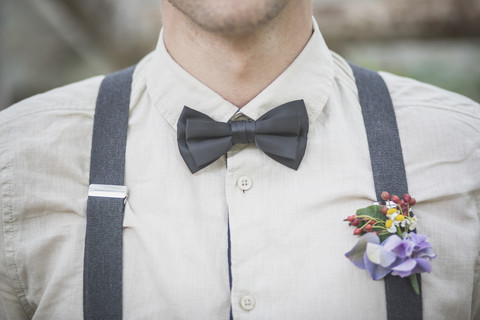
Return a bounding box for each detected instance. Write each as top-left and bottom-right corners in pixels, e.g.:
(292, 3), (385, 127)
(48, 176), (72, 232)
(167, 0), (290, 35)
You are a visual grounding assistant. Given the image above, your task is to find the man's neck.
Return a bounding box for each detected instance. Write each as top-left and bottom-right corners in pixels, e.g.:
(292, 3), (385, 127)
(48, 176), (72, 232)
(161, 1), (313, 108)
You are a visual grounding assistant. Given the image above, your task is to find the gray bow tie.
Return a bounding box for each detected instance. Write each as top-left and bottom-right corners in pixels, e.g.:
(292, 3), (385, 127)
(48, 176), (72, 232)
(177, 100), (309, 173)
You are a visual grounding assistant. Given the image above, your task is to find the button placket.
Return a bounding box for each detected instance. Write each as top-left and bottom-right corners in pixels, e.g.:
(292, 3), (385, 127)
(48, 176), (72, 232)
(226, 145), (261, 318)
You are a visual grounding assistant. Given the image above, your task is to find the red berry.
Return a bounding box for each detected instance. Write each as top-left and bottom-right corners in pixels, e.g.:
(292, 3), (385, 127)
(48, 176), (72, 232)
(401, 205), (408, 215)
(409, 198), (416, 206)
(365, 224), (373, 232)
(354, 228), (362, 235)
(403, 194), (412, 203)
(381, 191), (390, 201)
(369, 220), (376, 225)
(391, 195), (401, 204)
(381, 206), (388, 215)
(347, 215), (355, 222)
(352, 218), (360, 226)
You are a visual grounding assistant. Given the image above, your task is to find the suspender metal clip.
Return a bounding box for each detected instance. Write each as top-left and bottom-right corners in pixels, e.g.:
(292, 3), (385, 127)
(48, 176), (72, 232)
(373, 200), (396, 209)
(88, 184), (128, 204)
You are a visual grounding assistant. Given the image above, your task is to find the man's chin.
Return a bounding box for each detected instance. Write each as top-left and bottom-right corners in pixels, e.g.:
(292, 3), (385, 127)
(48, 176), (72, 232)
(167, 0), (290, 35)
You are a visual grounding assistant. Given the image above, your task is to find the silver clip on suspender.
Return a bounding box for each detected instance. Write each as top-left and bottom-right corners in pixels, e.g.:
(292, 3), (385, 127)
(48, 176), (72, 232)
(88, 184), (128, 203)
(372, 200), (396, 209)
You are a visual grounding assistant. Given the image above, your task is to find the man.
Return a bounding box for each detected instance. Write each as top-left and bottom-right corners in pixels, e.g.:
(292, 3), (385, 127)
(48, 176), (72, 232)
(0, 0), (478, 319)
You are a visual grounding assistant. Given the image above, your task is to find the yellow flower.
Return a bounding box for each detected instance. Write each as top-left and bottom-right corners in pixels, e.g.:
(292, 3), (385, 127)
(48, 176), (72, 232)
(387, 208), (397, 215)
(385, 220), (393, 228)
(385, 218), (397, 233)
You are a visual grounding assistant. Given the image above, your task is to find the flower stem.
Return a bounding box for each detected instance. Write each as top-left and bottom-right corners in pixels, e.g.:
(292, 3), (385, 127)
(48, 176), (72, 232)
(396, 228), (403, 237)
(409, 274), (420, 295)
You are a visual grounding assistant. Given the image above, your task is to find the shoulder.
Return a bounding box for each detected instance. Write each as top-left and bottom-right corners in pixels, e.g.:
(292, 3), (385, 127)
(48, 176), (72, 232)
(0, 75), (104, 166)
(379, 70), (480, 121)
(0, 75), (104, 127)
(0, 75), (105, 204)
(330, 52), (480, 130)
(378, 71), (480, 156)
(330, 51), (480, 186)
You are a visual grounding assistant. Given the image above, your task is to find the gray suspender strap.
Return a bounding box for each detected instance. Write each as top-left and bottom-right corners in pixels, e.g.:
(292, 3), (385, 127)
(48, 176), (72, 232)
(84, 66), (135, 320)
(350, 63), (423, 320)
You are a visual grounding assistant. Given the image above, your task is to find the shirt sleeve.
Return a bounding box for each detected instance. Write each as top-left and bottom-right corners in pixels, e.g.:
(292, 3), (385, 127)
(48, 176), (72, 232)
(0, 144), (30, 319)
(0, 275), (30, 320)
(473, 192), (480, 319)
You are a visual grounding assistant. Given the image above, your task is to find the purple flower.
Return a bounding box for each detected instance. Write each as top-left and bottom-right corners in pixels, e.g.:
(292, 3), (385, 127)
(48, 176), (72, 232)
(345, 232), (436, 280)
(390, 233), (436, 278)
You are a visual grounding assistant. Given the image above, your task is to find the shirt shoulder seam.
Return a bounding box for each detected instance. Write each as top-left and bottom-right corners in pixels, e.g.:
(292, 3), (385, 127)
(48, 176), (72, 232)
(0, 106), (95, 129)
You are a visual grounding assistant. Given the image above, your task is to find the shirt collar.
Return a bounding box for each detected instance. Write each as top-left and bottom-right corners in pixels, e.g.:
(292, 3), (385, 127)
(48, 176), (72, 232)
(145, 17), (334, 130)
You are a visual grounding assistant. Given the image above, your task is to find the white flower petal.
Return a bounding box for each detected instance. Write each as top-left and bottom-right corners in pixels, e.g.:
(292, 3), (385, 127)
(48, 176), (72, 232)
(366, 243), (397, 267)
(387, 225), (397, 233)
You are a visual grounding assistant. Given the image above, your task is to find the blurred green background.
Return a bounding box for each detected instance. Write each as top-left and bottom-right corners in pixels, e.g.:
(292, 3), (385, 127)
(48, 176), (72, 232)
(1, 0), (479, 109)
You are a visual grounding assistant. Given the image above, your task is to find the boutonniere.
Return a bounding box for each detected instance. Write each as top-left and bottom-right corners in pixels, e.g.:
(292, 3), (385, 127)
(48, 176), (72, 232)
(344, 192), (436, 294)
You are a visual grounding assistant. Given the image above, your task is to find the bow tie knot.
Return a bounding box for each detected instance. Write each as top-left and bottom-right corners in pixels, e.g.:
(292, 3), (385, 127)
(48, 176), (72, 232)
(230, 120), (256, 145)
(177, 100), (309, 173)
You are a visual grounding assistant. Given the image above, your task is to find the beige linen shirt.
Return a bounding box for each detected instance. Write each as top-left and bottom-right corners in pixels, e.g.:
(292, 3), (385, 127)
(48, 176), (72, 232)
(1, 19), (479, 320)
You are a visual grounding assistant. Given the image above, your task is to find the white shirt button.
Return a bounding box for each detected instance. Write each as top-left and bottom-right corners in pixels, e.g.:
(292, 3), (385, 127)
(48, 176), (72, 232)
(240, 295), (256, 311)
(237, 176), (252, 191)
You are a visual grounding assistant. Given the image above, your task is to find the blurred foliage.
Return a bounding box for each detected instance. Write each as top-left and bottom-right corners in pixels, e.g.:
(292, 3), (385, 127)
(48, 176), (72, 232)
(338, 39), (480, 102)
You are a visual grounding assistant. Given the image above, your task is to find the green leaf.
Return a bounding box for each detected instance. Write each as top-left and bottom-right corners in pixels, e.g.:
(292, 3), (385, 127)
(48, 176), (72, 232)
(356, 205), (387, 221)
(378, 232), (390, 243)
(409, 274), (420, 295)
